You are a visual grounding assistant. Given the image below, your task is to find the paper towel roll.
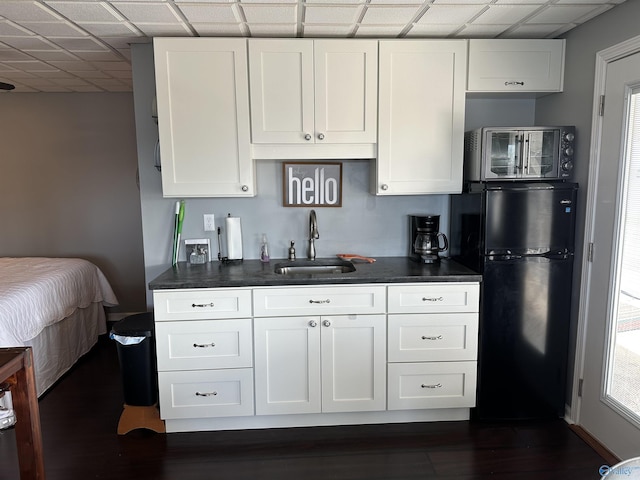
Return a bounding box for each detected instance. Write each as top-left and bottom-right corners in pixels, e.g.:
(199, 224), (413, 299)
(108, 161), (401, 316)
(225, 216), (243, 260)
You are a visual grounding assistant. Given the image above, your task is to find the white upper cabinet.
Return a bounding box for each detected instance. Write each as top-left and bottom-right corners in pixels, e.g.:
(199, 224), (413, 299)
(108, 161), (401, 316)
(248, 39), (378, 159)
(154, 38), (255, 197)
(376, 40), (467, 195)
(467, 39), (565, 93)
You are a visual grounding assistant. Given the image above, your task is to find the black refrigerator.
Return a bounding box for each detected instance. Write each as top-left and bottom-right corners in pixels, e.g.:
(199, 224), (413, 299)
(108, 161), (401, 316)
(450, 181), (578, 420)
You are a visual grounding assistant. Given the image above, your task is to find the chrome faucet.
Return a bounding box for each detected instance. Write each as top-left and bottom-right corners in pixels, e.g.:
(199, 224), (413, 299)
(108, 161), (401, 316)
(308, 209), (319, 260)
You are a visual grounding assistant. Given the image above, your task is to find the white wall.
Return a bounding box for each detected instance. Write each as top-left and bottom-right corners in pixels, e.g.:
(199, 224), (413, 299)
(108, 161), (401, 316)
(132, 43), (536, 307)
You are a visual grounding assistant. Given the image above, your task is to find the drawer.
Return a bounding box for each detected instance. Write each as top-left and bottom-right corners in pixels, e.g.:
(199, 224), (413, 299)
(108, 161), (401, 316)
(388, 283), (479, 314)
(154, 288), (252, 321)
(155, 318), (253, 371)
(253, 285), (385, 317)
(388, 314), (478, 362)
(387, 362), (477, 410)
(158, 368), (254, 419)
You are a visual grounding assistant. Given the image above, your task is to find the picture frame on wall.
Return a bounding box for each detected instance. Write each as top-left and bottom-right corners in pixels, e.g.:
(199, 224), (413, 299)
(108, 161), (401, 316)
(282, 161), (342, 208)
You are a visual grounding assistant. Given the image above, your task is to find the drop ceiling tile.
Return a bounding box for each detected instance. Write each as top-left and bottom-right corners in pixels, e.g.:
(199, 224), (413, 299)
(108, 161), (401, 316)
(0, 2), (64, 22)
(455, 23), (509, 37)
(73, 51), (123, 61)
(19, 21), (88, 37)
(49, 37), (109, 51)
(355, 24), (406, 36)
(417, 5), (486, 24)
(247, 23), (297, 36)
(302, 24), (354, 36)
(240, 4), (298, 23)
(19, 77), (59, 87)
(177, 4), (240, 23)
(406, 23), (462, 36)
(67, 68), (112, 78)
(361, 5), (421, 24)
(111, 2), (183, 23)
(134, 23), (192, 35)
(0, 36), (59, 50)
(304, 0), (364, 3)
(0, 49), (33, 61)
(304, 5), (362, 24)
(0, 21), (36, 36)
(38, 70), (74, 78)
(45, 2), (124, 23)
(555, 0), (614, 3)
(107, 69), (132, 79)
(3, 60), (59, 71)
(78, 22), (141, 37)
(191, 23), (245, 35)
(92, 60), (130, 70)
(239, 0), (298, 3)
(472, 4), (541, 24)
(26, 49), (79, 61)
(49, 60), (100, 70)
(70, 85), (104, 92)
(369, 0), (424, 3)
(103, 36), (149, 49)
(526, 4), (603, 23)
(0, 70), (37, 78)
(506, 23), (565, 37)
(492, 0), (547, 3)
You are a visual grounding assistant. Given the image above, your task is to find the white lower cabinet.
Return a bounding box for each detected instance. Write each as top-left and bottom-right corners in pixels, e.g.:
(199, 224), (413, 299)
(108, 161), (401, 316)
(254, 314), (387, 415)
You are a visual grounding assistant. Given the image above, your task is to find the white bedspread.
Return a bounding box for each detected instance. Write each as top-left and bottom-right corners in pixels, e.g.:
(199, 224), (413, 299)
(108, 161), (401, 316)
(0, 257), (118, 345)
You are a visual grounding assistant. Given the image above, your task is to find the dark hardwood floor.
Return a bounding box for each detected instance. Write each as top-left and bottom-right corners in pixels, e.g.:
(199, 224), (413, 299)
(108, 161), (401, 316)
(1, 337), (610, 479)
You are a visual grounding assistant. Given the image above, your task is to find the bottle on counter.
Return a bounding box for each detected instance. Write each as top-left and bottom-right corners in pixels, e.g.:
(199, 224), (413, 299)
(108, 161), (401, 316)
(260, 234), (270, 263)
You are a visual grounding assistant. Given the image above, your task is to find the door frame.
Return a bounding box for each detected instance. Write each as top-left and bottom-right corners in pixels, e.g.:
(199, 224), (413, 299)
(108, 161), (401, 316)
(572, 34), (640, 424)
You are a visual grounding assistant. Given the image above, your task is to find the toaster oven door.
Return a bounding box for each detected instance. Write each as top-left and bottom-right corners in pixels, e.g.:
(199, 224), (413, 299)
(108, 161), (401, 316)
(483, 129), (521, 180)
(522, 129), (560, 179)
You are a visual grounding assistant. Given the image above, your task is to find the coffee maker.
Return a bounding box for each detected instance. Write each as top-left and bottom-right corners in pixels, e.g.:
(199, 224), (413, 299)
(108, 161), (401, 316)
(409, 214), (449, 264)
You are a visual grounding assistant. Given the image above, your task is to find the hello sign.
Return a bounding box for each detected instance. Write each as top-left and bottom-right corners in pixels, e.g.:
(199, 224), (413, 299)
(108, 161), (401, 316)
(283, 162), (342, 207)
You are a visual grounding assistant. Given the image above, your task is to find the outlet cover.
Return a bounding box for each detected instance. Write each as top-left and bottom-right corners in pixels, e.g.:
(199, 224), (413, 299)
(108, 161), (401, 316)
(203, 214), (215, 232)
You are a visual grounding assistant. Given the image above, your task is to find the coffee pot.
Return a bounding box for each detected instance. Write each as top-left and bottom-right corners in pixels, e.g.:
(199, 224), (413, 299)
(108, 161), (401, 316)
(409, 214), (448, 264)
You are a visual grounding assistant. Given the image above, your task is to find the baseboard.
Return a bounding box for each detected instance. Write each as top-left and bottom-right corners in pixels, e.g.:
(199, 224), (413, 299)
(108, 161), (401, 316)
(569, 424), (620, 465)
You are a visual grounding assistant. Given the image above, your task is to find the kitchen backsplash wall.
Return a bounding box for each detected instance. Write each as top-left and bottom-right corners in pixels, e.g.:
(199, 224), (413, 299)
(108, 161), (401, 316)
(131, 43), (536, 307)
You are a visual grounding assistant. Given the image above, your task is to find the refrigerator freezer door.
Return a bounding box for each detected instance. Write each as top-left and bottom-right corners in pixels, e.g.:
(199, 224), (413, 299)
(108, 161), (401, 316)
(475, 254), (573, 420)
(484, 183), (577, 255)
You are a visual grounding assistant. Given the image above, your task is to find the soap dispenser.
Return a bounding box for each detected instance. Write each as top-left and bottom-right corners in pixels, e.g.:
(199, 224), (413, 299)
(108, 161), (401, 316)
(260, 234), (270, 263)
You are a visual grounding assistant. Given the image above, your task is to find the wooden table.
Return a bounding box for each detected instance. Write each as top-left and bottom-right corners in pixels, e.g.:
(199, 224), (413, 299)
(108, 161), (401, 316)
(0, 347), (45, 479)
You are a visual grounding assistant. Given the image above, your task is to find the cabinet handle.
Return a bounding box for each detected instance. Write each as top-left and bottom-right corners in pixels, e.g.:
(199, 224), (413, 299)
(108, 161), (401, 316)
(421, 335), (443, 341)
(422, 297), (443, 302)
(304, 133), (312, 141)
(381, 184), (389, 191)
(241, 185), (249, 192)
(421, 383), (442, 389)
(309, 299), (331, 304)
(317, 133), (325, 140)
(193, 342), (216, 348)
(308, 320), (317, 327)
(322, 319), (331, 327)
(195, 391), (218, 397)
(504, 81), (525, 86)
(192, 302), (215, 308)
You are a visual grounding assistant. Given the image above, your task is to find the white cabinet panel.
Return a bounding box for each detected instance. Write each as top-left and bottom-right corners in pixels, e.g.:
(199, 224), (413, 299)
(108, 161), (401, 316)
(154, 38), (254, 197)
(388, 313), (478, 363)
(387, 362), (477, 410)
(467, 39), (565, 92)
(388, 283), (479, 314)
(158, 368), (254, 419)
(376, 40), (467, 195)
(253, 285), (386, 317)
(156, 318), (253, 371)
(154, 288), (252, 321)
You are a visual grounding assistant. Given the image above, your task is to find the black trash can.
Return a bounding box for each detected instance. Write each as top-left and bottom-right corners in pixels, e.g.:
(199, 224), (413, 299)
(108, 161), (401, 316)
(110, 312), (157, 406)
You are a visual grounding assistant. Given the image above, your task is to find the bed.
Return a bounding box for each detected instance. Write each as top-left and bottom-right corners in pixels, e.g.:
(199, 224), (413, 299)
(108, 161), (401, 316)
(0, 257), (118, 396)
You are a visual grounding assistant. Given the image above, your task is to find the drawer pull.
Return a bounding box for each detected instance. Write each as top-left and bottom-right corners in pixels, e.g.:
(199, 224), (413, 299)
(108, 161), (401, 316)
(421, 383), (442, 389)
(192, 302), (215, 308)
(421, 335), (443, 341)
(193, 342), (216, 348)
(195, 391), (218, 397)
(504, 81), (525, 86)
(422, 296), (443, 302)
(309, 299), (331, 304)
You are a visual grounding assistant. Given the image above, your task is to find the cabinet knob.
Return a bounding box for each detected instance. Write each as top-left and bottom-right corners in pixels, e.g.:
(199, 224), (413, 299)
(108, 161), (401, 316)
(308, 320), (317, 328)
(241, 185), (249, 192)
(322, 319), (331, 327)
(381, 184), (389, 191)
(304, 133), (312, 141)
(317, 133), (325, 140)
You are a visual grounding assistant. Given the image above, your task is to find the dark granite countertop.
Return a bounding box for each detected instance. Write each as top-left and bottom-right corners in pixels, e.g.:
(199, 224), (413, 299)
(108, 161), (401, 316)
(149, 257), (481, 290)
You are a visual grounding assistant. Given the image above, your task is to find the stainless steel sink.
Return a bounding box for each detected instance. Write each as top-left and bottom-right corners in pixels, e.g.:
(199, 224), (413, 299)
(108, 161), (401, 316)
(273, 258), (356, 275)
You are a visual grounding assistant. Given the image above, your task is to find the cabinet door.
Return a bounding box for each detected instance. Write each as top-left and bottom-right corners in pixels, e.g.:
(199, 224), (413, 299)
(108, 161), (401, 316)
(248, 39), (315, 144)
(467, 39), (565, 92)
(314, 40), (378, 144)
(377, 40), (467, 195)
(154, 38), (254, 197)
(253, 316), (321, 415)
(320, 314), (387, 413)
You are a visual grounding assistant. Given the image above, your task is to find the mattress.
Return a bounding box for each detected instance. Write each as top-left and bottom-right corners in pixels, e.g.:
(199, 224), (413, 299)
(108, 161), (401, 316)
(0, 257), (118, 346)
